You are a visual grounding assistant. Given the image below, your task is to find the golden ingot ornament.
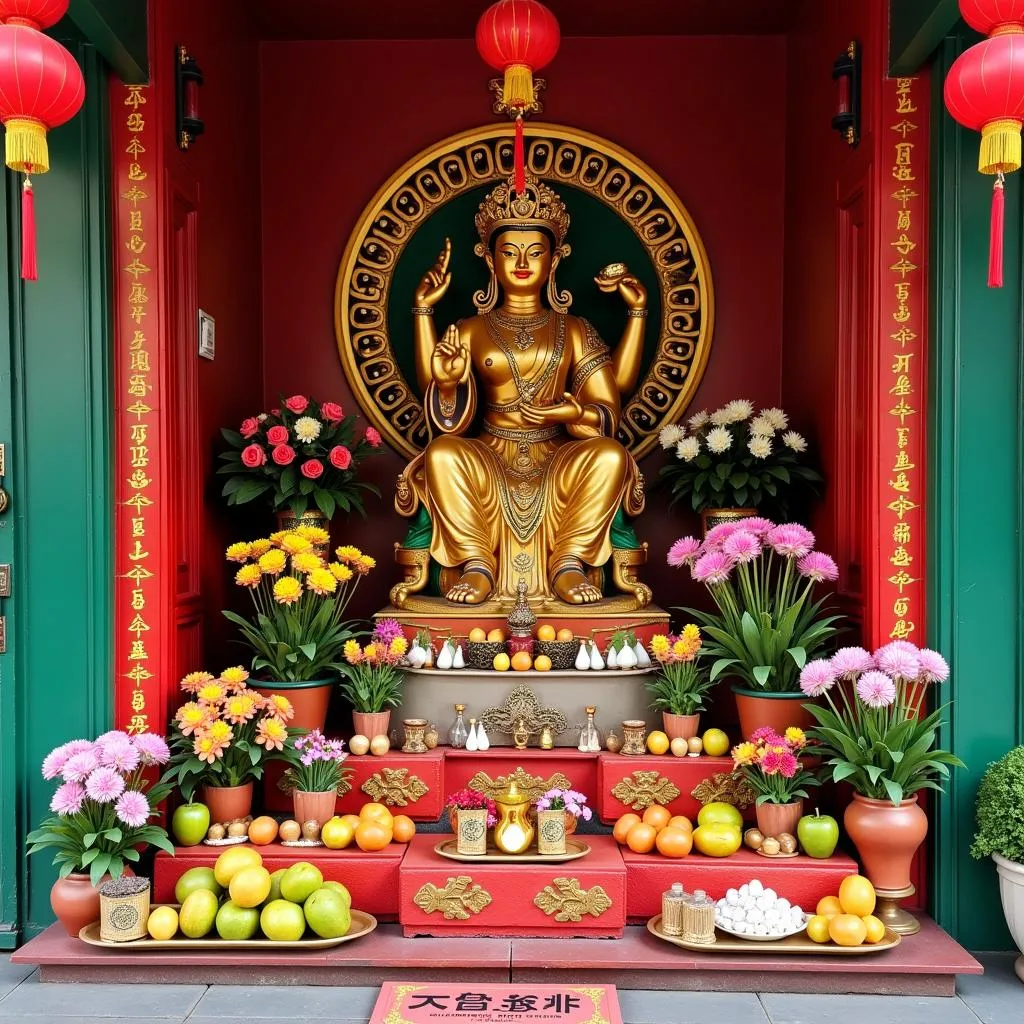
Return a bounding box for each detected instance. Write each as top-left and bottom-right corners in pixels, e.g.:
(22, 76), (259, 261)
(492, 779), (535, 855)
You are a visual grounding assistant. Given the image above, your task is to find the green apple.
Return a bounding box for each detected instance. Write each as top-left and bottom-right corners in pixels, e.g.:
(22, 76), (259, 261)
(797, 808), (839, 859)
(171, 801), (210, 847)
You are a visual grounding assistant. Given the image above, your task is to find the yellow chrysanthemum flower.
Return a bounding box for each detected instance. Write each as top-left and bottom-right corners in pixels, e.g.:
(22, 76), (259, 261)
(220, 666), (249, 685)
(291, 552), (321, 575)
(785, 726), (807, 748)
(256, 716), (288, 751)
(193, 735), (225, 763)
(389, 636), (409, 657)
(280, 532), (312, 555)
(175, 702), (208, 735)
(258, 549), (288, 575)
(681, 623), (701, 644)
(273, 576), (303, 605)
(306, 567), (338, 595)
(197, 682), (225, 703)
(225, 542), (252, 563)
(269, 530), (289, 546)
(208, 719), (233, 743)
(235, 564), (262, 588)
(335, 545), (362, 563)
(355, 555), (376, 574)
(225, 695), (258, 724)
(364, 643), (377, 662)
(650, 635), (671, 656)
(297, 525), (329, 545)
(180, 670), (215, 693)
(249, 538), (273, 557)
(731, 741), (757, 767)
(343, 639), (363, 664)
(329, 562), (354, 583)
(268, 694), (295, 721)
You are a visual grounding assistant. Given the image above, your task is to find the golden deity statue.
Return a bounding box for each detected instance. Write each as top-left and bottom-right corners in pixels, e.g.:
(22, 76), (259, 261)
(393, 174), (651, 610)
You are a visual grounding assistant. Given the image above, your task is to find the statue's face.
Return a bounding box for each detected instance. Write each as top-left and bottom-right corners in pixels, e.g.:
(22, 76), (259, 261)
(490, 229), (552, 295)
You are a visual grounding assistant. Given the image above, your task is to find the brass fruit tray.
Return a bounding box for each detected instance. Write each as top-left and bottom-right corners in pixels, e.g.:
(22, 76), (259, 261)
(434, 838), (591, 863)
(647, 915), (901, 955)
(78, 908), (377, 950)
(406, 667), (652, 678)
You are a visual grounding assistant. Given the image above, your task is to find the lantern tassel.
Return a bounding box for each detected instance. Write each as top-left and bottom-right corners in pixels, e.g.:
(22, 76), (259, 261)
(502, 63), (534, 110)
(21, 173), (37, 282)
(989, 173), (1005, 289)
(514, 115), (526, 194)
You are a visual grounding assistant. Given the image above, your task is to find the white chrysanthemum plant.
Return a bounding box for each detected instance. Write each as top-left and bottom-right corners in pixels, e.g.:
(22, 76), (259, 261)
(658, 400), (822, 516)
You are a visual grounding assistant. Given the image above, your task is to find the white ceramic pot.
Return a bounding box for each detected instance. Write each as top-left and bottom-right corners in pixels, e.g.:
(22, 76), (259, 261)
(992, 853), (1024, 984)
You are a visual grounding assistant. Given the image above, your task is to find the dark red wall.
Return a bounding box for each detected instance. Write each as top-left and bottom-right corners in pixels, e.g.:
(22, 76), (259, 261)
(258, 35), (788, 611)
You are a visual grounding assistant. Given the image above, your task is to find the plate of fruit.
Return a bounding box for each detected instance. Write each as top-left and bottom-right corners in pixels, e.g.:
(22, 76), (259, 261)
(714, 879), (808, 941)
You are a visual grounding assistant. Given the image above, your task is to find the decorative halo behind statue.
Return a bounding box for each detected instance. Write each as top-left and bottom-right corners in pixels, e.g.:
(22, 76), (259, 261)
(335, 122), (714, 461)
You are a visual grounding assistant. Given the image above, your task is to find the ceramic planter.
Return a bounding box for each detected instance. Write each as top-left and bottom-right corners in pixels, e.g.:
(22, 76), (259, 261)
(352, 710), (391, 739)
(662, 712), (700, 741)
(844, 793), (928, 890)
(201, 781), (253, 824)
(732, 685), (816, 740)
(50, 868), (134, 938)
(755, 799), (804, 839)
(991, 854), (1024, 984)
(292, 789), (338, 826)
(250, 678), (333, 733)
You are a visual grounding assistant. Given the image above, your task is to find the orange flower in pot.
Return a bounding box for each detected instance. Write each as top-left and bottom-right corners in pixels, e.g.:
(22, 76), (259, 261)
(646, 624), (713, 740)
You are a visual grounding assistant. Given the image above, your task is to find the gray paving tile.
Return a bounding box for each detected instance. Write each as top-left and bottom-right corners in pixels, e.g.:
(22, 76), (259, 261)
(621, 990), (767, 1023)
(0, 1018), (187, 1024)
(191, 985), (379, 1019)
(957, 952), (1024, 1023)
(758, 993), (982, 1024)
(0, 978), (205, 1017)
(0, 955), (37, 999)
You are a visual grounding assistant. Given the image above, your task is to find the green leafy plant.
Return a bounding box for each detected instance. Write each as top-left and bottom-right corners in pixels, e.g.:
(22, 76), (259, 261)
(339, 620), (407, 713)
(280, 730), (354, 795)
(971, 746), (1024, 863)
(646, 625), (715, 715)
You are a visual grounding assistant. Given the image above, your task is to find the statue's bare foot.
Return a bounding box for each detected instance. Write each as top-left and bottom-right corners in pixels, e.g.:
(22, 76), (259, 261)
(445, 571), (493, 605)
(553, 569), (602, 605)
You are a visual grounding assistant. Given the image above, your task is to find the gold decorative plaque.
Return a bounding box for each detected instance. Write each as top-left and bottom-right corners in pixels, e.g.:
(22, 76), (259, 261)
(468, 765), (572, 803)
(335, 122), (714, 461)
(480, 684), (568, 741)
(690, 771), (757, 809)
(413, 876), (492, 920)
(534, 877), (612, 922)
(611, 770), (681, 810)
(361, 768), (429, 807)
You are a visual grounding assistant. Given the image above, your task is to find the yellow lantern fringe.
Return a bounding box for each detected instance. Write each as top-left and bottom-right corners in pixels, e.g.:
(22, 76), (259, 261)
(503, 63), (535, 110)
(980, 118), (1022, 175)
(4, 117), (50, 174)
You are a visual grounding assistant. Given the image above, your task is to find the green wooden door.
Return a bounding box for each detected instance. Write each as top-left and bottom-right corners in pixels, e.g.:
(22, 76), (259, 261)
(0, 40), (113, 946)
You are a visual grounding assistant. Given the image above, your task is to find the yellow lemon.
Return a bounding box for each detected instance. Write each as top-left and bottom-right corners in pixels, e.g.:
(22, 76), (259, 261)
(646, 730), (670, 755)
(213, 845), (262, 888)
(702, 728), (729, 756)
(534, 654), (552, 672)
(805, 914), (831, 943)
(816, 895), (843, 918)
(493, 652), (511, 671)
(862, 914), (886, 944)
(147, 905), (179, 940)
(692, 824), (742, 857)
(537, 625), (556, 642)
(838, 874), (876, 917)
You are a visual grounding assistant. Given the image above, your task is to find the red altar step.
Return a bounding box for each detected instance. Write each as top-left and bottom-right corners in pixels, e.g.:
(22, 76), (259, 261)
(153, 841), (406, 920)
(398, 833), (626, 938)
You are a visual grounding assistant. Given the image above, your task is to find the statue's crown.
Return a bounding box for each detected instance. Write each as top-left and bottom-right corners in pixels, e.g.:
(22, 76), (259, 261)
(475, 174), (570, 249)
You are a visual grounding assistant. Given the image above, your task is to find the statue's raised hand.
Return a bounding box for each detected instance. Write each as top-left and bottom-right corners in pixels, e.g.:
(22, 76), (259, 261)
(415, 238), (452, 308)
(431, 324), (469, 386)
(594, 266), (647, 311)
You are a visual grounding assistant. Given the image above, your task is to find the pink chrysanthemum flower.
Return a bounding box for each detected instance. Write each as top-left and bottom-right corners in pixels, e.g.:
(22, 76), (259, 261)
(703, 522), (742, 549)
(800, 659), (837, 697)
(692, 550), (734, 585)
(667, 536), (702, 567)
(62, 750), (100, 783)
(50, 781), (86, 816)
(766, 523), (815, 558)
(723, 530), (762, 564)
(95, 729), (126, 746)
(856, 670), (897, 709)
(63, 739), (96, 757)
(114, 790), (150, 829)
(917, 648), (950, 684)
(874, 642), (921, 681)
(99, 736), (140, 774)
(373, 617), (404, 645)
(797, 551), (839, 582)
(85, 766), (126, 804)
(740, 517), (775, 536)
(749, 726), (783, 744)
(133, 733), (170, 765)
(760, 750), (783, 775)
(779, 752), (799, 778)
(42, 743), (74, 781)
(831, 646), (874, 679)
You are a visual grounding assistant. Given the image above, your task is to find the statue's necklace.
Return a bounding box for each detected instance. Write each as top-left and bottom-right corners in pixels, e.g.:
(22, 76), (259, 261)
(484, 313), (565, 407)
(490, 308), (551, 351)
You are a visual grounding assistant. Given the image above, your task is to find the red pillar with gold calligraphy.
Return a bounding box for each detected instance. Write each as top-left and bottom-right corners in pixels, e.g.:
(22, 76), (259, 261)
(111, 81), (172, 736)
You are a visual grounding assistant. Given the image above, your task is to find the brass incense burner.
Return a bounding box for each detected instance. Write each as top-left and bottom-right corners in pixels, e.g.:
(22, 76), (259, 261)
(493, 780), (535, 855)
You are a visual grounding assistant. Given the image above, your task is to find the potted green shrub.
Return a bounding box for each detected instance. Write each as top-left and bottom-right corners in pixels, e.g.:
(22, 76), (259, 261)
(971, 746), (1024, 983)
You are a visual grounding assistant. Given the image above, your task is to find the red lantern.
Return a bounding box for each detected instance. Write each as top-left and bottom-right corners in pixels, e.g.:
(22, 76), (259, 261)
(944, 6), (1024, 286)
(476, 0), (560, 194)
(0, 2), (84, 280)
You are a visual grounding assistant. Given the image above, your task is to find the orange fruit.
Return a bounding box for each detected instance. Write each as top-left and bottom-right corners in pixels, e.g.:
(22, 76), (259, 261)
(340, 813), (361, 832)
(469, 627), (487, 643)
(642, 805), (672, 831)
(247, 815), (279, 846)
(838, 875), (876, 917)
(486, 628), (506, 642)
(511, 651), (533, 671)
(806, 914), (831, 943)
(556, 628), (574, 642)
(360, 802), (394, 828)
(829, 913), (868, 947)
(534, 654), (552, 672)
(537, 625), (556, 641)
(355, 819), (392, 851)
(625, 822), (658, 854)
(861, 914), (886, 944)
(392, 815), (416, 843)
(667, 815), (693, 833)
(655, 826), (693, 858)
(613, 813), (642, 844)
(816, 895), (843, 918)
(646, 730), (670, 755)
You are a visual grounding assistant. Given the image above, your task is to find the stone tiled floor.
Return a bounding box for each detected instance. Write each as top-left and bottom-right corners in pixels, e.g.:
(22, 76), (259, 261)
(1, 952), (1020, 1024)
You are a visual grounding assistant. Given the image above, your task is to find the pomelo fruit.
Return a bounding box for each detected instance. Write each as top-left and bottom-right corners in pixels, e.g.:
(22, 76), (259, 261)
(216, 900), (260, 940)
(213, 845), (262, 888)
(174, 866), (222, 905)
(178, 888), (219, 938)
(229, 865), (272, 908)
(692, 824), (742, 857)
(696, 801), (743, 829)
(280, 861), (323, 904)
(303, 886), (352, 939)
(260, 898), (307, 941)
(702, 728), (729, 756)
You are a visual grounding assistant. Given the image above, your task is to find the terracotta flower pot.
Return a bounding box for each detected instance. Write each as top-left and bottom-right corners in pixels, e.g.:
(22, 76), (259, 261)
(352, 710), (391, 739)
(662, 712), (700, 741)
(564, 812), (578, 836)
(201, 781), (253, 824)
(51, 868), (134, 938)
(293, 789), (338, 826)
(732, 685), (816, 740)
(755, 799), (804, 839)
(250, 678), (332, 733)
(844, 793), (928, 891)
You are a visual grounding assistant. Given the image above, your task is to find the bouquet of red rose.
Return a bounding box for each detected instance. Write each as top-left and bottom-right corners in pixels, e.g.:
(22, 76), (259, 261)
(218, 394), (382, 518)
